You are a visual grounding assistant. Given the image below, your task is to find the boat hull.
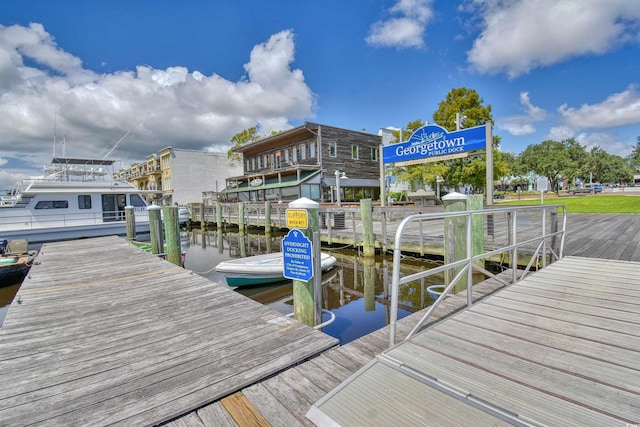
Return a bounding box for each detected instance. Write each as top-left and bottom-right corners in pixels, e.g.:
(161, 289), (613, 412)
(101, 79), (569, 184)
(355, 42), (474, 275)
(0, 250), (36, 286)
(215, 252), (337, 287)
(0, 222), (151, 244)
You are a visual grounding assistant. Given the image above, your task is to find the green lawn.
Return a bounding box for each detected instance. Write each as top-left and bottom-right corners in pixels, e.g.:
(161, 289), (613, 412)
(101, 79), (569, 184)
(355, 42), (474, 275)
(495, 194), (640, 214)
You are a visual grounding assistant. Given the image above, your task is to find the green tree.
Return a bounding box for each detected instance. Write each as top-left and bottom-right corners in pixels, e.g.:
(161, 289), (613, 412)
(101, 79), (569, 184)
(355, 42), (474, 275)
(432, 87), (501, 192)
(387, 88), (501, 195)
(563, 138), (589, 185)
(628, 136), (640, 171)
(432, 87), (493, 133)
(584, 147), (634, 184)
(227, 126), (261, 165)
(520, 140), (576, 194)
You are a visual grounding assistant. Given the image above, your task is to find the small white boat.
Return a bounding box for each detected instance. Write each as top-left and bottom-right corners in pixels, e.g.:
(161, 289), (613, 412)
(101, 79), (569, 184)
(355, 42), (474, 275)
(215, 252), (337, 287)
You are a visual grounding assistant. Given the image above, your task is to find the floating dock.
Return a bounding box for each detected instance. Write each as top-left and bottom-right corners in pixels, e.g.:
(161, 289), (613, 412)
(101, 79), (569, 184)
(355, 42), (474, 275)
(0, 236), (337, 426)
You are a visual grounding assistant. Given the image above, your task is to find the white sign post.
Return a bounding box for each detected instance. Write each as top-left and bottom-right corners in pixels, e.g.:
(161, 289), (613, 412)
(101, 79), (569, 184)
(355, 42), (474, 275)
(537, 177), (549, 204)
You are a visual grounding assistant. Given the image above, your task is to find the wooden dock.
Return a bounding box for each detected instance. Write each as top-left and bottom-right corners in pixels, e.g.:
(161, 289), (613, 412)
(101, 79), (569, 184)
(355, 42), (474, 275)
(3, 212), (640, 426)
(165, 213), (640, 426)
(166, 270), (516, 426)
(0, 236), (337, 426)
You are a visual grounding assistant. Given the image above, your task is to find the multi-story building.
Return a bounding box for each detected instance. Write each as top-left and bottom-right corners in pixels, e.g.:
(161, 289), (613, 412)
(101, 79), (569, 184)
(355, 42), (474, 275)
(115, 147), (242, 206)
(224, 122), (382, 203)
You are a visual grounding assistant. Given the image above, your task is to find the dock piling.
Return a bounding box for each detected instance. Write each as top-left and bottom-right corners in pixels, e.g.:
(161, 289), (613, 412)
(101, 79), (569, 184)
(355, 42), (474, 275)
(125, 205), (136, 241)
(162, 205), (182, 267)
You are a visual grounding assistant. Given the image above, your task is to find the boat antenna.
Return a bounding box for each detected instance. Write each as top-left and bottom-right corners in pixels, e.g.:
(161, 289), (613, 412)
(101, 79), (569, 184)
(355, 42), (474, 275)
(100, 112), (150, 161)
(53, 111), (57, 158)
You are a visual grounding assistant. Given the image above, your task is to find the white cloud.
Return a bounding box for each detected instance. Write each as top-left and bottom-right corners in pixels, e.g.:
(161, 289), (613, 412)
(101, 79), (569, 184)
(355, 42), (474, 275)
(575, 132), (634, 156)
(498, 91), (546, 135)
(547, 126), (575, 142)
(0, 25), (315, 190)
(558, 85), (640, 129)
(466, 0), (640, 78)
(366, 0), (434, 49)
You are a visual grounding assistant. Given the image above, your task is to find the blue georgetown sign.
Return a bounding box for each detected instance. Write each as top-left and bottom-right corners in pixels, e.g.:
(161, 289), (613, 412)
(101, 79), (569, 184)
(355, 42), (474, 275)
(282, 229), (313, 281)
(382, 124), (487, 165)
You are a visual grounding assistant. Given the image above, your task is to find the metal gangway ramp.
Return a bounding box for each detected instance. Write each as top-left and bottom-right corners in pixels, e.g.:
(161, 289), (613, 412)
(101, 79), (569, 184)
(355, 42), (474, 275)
(307, 206), (640, 426)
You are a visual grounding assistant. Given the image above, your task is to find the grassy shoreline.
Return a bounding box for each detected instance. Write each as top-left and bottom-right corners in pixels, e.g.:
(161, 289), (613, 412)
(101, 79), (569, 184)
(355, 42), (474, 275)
(494, 193), (640, 214)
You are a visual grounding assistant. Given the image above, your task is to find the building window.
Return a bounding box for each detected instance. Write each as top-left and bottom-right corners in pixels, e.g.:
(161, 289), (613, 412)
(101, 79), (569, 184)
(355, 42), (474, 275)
(78, 195), (92, 209)
(263, 155), (268, 168)
(129, 194), (147, 207)
(309, 142), (316, 158)
(162, 157), (170, 169)
(300, 144), (307, 160)
(257, 156), (262, 169)
(352, 145), (359, 159)
(371, 147), (378, 161)
(35, 200), (68, 209)
(164, 177), (171, 190)
(251, 158), (256, 171)
(292, 147), (298, 162)
(329, 142), (337, 158)
(284, 149), (289, 163)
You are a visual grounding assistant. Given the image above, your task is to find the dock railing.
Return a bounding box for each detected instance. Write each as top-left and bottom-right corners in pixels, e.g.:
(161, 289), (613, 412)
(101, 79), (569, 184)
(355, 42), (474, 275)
(388, 204), (567, 347)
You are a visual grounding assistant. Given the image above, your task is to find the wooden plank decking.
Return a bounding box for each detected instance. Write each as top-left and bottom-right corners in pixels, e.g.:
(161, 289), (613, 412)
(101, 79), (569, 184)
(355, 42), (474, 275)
(168, 213), (640, 426)
(168, 270), (516, 426)
(0, 236), (338, 426)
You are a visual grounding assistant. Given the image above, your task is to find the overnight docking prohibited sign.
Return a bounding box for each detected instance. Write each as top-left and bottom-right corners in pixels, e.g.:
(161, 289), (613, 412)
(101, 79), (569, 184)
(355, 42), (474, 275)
(282, 229), (313, 281)
(383, 124), (487, 165)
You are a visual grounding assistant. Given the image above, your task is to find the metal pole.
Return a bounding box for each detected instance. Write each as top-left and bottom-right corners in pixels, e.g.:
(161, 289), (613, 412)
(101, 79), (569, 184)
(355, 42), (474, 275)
(335, 170), (341, 207)
(485, 121), (494, 206)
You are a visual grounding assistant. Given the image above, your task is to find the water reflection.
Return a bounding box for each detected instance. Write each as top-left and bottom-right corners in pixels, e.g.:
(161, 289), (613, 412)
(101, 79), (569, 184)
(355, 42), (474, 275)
(184, 229), (446, 345)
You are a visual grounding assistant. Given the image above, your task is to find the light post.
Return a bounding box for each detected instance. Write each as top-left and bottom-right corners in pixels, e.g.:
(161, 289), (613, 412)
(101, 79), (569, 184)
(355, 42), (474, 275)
(335, 170), (348, 206)
(436, 175), (444, 200)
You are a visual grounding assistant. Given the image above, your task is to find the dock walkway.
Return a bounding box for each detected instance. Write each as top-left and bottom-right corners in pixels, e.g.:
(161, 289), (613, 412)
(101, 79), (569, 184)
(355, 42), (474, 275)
(0, 236), (337, 426)
(307, 256), (640, 425)
(169, 213), (640, 426)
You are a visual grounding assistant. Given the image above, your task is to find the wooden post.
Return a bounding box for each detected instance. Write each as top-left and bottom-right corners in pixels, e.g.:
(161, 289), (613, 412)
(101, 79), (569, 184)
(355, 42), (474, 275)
(443, 193), (484, 294)
(266, 231), (272, 253)
(200, 201), (206, 229)
(217, 231), (224, 254)
(468, 194), (484, 271)
(238, 202), (245, 233)
(162, 206), (182, 267)
(125, 205), (136, 241)
(443, 192), (468, 294)
(216, 201), (223, 230)
(265, 200), (272, 234)
(289, 197), (321, 327)
(363, 256), (376, 311)
(239, 232), (247, 258)
(361, 198), (375, 257)
(148, 205), (163, 255)
(381, 210), (388, 253)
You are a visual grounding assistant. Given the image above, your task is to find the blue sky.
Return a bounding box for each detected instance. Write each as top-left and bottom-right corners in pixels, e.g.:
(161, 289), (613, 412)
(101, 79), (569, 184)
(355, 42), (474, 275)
(1, 0), (639, 190)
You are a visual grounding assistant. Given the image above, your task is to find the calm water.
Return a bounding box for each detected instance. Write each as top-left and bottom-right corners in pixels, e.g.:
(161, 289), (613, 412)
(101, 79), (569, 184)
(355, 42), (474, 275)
(183, 229), (446, 345)
(0, 231), (446, 343)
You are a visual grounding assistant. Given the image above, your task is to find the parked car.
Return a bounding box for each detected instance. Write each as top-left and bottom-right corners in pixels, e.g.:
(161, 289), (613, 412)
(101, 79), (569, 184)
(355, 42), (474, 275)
(568, 183), (603, 194)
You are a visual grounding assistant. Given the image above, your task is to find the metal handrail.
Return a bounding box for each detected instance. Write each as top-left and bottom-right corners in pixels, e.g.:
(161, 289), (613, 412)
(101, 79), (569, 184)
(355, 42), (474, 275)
(389, 204), (567, 347)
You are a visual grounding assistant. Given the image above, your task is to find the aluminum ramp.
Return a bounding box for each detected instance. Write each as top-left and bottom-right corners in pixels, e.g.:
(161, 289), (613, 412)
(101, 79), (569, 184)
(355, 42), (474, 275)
(307, 257), (640, 426)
